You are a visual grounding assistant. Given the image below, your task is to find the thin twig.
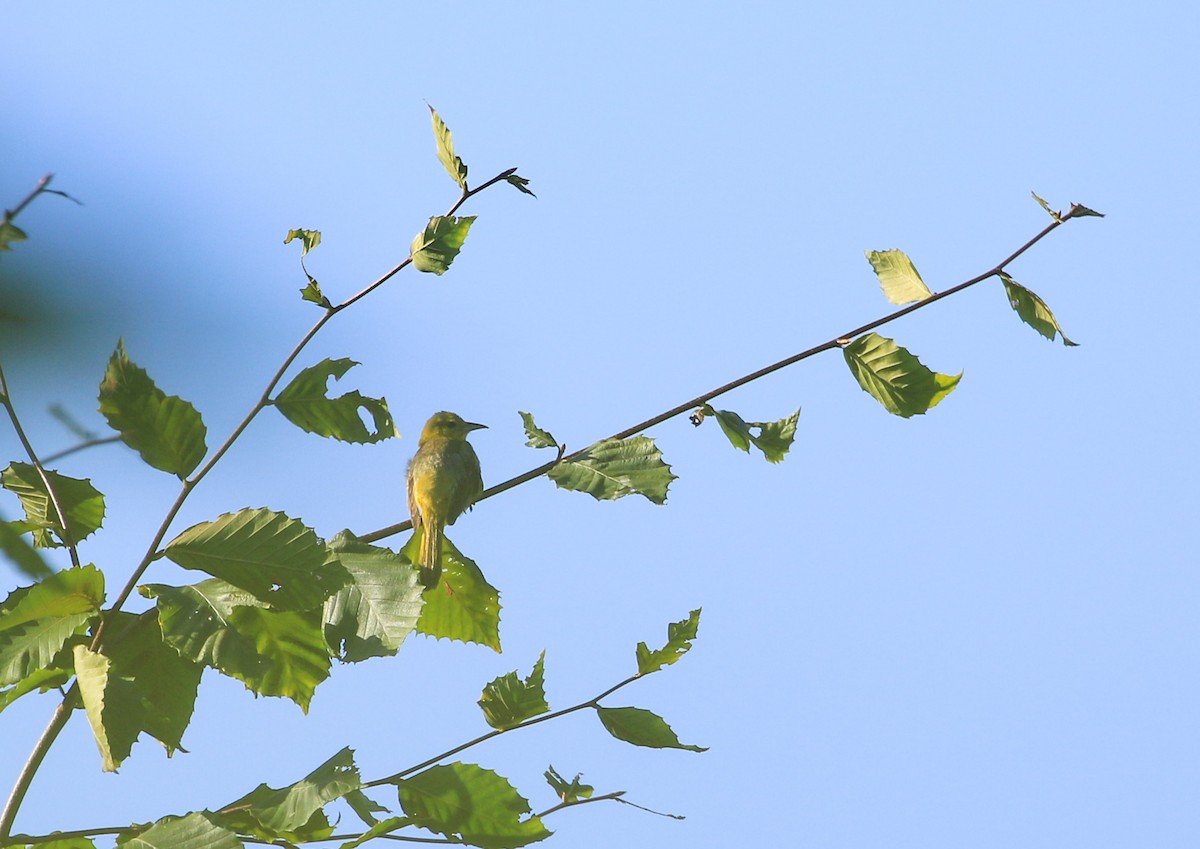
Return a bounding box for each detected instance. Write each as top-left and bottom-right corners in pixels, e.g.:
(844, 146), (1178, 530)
(357, 212), (1068, 544)
(41, 435), (123, 464)
(366, 672), (641, 787)
(0, 686), (79, 841)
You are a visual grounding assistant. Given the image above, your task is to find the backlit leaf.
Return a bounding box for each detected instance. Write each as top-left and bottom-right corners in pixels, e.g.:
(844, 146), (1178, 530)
(548, 437), (676, 504)
(842, 332), (961, 418)
(0, 564), (103, 687)
(98, 340), (208, 477)
(703, 407), (799, 463)
(2, 463), (105, 547)
(123, 812), (243, 849)
(284, 228), (322, 256)
(544, 766), (593, 804)
(1000, 273), (1078, 346)
(430, 106), (468, 190)
(479, 651), (549, 730)
(866, 249), (932, 304)
(397, 762), (551, 849)
(411, 215), (476, 275)
(518, 411), (558, 449)
(595, 706), (707, 752)
(273, 358), (399, 444)
(0, 516), (51, 578)
(227, 606), (330, 712)
(323, 532), (424, 662)
(163, 508), (348, 611)
(407, 535), (501, 652)
(635, 608), (701, 675)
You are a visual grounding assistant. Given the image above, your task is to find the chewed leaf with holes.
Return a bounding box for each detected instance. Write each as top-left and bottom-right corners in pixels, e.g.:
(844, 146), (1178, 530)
(273, 358), (399, 443)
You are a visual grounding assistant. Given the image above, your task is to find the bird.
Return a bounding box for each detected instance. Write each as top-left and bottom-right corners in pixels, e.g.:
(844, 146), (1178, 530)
(406, 411), (486, 589)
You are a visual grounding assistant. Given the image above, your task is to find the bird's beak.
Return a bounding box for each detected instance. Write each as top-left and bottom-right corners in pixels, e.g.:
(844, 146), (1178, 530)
(465, 421), (488, 432)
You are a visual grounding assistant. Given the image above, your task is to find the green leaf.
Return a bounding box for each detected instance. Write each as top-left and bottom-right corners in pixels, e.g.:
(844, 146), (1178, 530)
(163, 507), (348, 611)
(0, 664), (74, 713)
(123, 812), (244, 849)
(866, 249), (932, 305)
(544, 766), (593, 804)
(548, 436), (676, 504)
(142, 579), (328, 709)
(518, 411), (558, 449)
(299, 276), (330, 308)
(0, 564), (104, 687)
(227, 606), (330, 712)
(635, 608), (701, 675)
(337, 816), (410, 849)
(411, 215), (476, 275)
(1000, 273), (1078, 346)
(479, 651), (549, 730)
(405, 535), (501, 652)
(26, 837), (97, 849)
(595, 706), (707, 752)
(842, 332), (962, 418)
(1, 463), (105, 547)
(397, 762), (551, 849)
(1031, 191), (1061, 221)
(98, 340), (208, 477)
(703, 407), (800, 463)
(324, 532), (424, 662)
(284, 228), (322, 256)
(0, 516), (52, 578)
(0, 221), (29, 251)
(74, 612), (201, 770)
(1068, 202), (1104, 218)
(429, 106), (469, 190)
(505, 174), (536, 197)
(273, 358), (399, 444)
(218, 747), (360, 842)
(343, 788), (392, 827)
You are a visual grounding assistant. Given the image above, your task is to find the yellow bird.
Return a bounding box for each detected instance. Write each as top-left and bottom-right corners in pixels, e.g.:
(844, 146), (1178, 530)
(406, 411), (486, 589)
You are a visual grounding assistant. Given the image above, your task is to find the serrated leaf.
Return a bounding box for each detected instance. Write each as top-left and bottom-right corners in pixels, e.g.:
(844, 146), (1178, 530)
(704, 407), (800, 463)
(73, 612), (201, 770)
(163, 508), (348, 611)
(429, 106), (469, 190)
(635, 608), (701, 675)
(411, 215), (476, 275)
(0, 220), (29, 251)
(518, 411), (558, 449)
(548, 437), (676, 504)
(299, 276), (330, 308)
(123, 812), (243, 849)
(397, 762), (551, 849)
(843, 332), (962, 418)
(1069, 202), (1105, 218)
(1000, 274), (1078, 346)
(479, 651), (549, 730)
(866, 249), (932, 305)
(0, 664), (74, 714)
(595, 706), (707, 752)
(1032, 191), (1061, 221)
(98, 340), (208, 477)
(2, 463), (105, 547)
(273, 358), (399, 444)
(227, 606), (330, 711)
(0, 516), (52, 578)
(218, 747), (360, 841)
(0, 564), (103, 687)
(323, 532), (424, 662)
(284, 229), (322, 256)
(544, 766), (593, 804)
(405, 535), (501, 652)
(505, 174), (536, 197)
(142, 579), (326, 709)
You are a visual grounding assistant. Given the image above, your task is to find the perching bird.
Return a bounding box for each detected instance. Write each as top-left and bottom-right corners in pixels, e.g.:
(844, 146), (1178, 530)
(406, 411), (486, 589)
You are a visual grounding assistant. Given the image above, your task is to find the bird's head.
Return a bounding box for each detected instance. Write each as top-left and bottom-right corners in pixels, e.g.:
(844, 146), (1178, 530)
(419, 411), (487, 443)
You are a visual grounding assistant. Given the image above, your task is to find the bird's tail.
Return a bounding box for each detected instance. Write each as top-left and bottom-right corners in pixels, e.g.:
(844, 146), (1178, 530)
(419, 523), (443, 590)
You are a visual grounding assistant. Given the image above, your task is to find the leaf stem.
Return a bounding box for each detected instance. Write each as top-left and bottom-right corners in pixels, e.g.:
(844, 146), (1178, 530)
(356, 212), (1071, 543)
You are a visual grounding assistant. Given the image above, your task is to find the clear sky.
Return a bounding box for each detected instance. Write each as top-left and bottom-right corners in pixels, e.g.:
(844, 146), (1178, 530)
(2, 3), (1197, 848)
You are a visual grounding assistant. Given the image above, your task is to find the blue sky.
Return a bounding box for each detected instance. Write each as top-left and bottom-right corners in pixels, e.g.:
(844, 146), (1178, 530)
(2, 3), (1197, 847)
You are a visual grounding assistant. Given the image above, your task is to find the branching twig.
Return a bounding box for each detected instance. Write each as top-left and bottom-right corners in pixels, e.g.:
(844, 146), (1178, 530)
(357, 209), (1075, 544)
